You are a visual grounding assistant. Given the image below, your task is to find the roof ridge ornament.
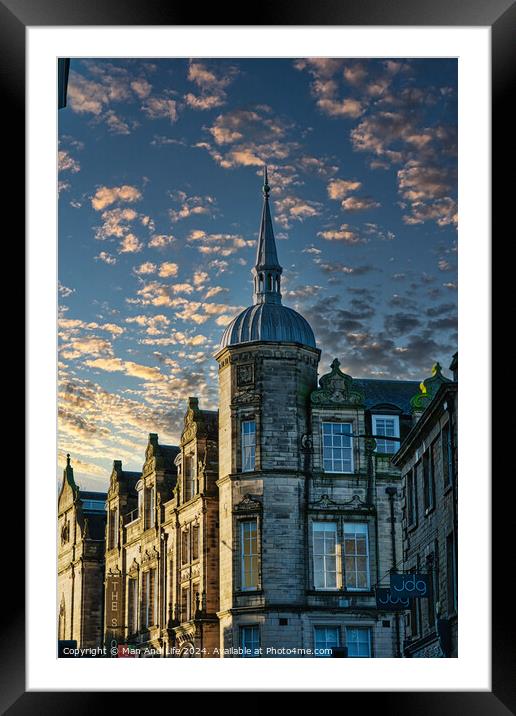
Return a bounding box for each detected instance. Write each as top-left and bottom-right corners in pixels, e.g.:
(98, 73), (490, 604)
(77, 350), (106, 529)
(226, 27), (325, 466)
(311, 358), (364, 407)
(410, 361), (452, 412)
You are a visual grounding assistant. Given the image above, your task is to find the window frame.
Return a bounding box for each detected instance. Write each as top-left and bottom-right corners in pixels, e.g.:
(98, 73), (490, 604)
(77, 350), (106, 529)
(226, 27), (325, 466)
(345, 626), (372, 658)
(321, 421), (354, 474)
(240, 624), (261, 657)
(314, 625), (340, 657)
(372, 414), (400, 454)
(312, 521), (339, 591)
(240, 518), (259, 591)
(241, 419), (256, 473)
(343, 522), (371, 591)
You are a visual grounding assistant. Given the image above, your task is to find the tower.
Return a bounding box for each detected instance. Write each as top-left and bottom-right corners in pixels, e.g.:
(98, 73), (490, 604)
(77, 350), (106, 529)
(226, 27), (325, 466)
(215, 168), (321, 656)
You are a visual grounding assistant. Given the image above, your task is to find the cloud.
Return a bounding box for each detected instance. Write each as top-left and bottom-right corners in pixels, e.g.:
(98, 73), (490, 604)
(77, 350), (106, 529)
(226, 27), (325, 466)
(317, 225), (365, 244)
(119, 234), (143, 253)
(58, 150), (80, 174)
(91, 185), (142, 211)
(142, 96), (178, 123)
(184, 60), (238, 110)
(130, 78), (152, 98)
(134, 261), (157, 275)
(168, 191), (217, 222)
(94, 251), (117, 265)
(58, 281), (75, 298)
(148, 234), (176, 248)
(327, 179), (362, 200)
(126, 314), (170, 335)
(341, 196), (380, 211)
(274, 195), (322, 228)
(158, 262), (179, 278)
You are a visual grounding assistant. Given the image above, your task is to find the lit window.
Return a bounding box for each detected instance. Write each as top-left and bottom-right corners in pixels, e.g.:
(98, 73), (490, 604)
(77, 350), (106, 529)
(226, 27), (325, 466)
(242, 420), (256, 472)
(241, 520), (259, 590)
(314, 626), (340, 657)
(241, 625), (260, 657)
(313, 522), (338, 590)
(184, 453), (196, 501)
(346, 627), (371, 657)
(372, 415), (400, 454)
(344, 523), (370, 591)
(322, 422), (353, 473)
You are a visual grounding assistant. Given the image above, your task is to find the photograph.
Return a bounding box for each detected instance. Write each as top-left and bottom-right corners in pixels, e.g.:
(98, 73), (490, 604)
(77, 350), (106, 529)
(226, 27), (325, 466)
(56, 56), (459, 660)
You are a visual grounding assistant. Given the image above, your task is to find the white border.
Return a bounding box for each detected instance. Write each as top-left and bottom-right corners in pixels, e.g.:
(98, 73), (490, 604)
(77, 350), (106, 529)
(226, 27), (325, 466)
(28, 26), (490, 691)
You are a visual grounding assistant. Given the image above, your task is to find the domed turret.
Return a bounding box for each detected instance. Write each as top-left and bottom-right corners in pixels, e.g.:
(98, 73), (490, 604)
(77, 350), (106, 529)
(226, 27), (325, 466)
(219, 167), (316, 350)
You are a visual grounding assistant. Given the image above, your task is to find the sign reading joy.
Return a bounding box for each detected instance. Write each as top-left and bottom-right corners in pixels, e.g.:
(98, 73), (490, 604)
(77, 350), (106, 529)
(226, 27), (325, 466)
(376, 587), (410, 610)
(390, 573), (431, 599)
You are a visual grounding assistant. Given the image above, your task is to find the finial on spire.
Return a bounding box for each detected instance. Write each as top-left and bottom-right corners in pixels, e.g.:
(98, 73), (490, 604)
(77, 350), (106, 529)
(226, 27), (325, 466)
(262, 165), (270, 197)
(253, 167), (282, 305)
(66, 453), (71, 466)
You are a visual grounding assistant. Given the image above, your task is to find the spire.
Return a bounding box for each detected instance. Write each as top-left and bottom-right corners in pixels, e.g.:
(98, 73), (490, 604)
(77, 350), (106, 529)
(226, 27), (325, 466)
(252, 166), (283, 305)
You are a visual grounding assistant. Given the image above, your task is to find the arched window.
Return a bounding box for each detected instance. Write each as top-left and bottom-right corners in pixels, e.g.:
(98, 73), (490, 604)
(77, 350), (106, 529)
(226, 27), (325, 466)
(259, 273), (264, 292)
(267, 274), (272, 291)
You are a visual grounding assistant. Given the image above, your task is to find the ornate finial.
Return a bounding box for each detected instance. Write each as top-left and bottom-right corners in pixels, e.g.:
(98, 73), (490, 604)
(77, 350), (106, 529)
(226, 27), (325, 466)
(66, 453), (71, 466)
(262, 165), (270, 197)
(330, 358), (341, 373)
(432, 362), (442, 375)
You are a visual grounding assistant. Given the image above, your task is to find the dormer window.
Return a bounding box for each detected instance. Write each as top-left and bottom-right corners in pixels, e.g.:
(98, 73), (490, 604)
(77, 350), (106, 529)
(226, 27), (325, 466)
(372, 415), (400, 454)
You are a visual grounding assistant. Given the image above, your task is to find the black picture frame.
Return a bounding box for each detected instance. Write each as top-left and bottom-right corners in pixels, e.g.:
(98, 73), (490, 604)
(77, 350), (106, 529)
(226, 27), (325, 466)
(9, 0), (510, 710)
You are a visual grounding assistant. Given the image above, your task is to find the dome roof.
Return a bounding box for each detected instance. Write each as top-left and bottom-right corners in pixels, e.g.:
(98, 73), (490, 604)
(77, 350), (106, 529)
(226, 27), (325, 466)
(220, 302), (316, 349)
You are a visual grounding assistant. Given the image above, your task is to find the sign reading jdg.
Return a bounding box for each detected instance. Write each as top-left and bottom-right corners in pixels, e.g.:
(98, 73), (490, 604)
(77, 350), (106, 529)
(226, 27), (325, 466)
(390, 573), (431, 599)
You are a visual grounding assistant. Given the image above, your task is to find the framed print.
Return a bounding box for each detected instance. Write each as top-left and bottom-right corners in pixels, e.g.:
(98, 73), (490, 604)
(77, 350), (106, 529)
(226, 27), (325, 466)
(8, 0), (512, 709)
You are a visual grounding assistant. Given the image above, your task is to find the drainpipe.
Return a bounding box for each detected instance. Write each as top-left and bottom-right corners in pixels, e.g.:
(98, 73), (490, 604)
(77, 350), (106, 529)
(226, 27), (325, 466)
(386, 486), (401, 657)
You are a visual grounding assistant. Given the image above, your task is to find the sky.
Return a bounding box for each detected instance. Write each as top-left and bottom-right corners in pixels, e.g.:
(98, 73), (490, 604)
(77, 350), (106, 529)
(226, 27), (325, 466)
(58, 57), (457, 491)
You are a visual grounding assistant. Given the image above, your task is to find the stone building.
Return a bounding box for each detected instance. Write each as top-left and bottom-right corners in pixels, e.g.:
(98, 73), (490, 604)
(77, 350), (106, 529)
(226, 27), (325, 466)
(59, 170), (455, 658)
(57, 454), (106, 648)
(392, 355), (458, 657)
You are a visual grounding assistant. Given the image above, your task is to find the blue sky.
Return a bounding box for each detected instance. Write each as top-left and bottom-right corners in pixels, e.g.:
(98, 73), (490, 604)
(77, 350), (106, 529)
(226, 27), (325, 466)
(58, 58), (457, 490)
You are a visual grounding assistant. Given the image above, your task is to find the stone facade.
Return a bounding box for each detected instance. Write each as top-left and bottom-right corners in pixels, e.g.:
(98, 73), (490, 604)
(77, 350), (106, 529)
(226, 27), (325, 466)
(58, 172), (456, 658)
(57, 456), (106, 648)
(392, 356), (458, 658)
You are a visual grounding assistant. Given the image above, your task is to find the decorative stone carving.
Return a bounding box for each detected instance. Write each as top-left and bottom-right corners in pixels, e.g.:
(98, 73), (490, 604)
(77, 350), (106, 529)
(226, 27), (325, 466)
(234, 493), (263, 512)
(237, 363), (254, 387)
(311, 358), (364, 407)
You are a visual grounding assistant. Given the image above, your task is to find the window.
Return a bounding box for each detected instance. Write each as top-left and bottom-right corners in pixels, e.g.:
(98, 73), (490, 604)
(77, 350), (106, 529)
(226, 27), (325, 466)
(372, 415), (400, 454)
(241, 625), (261, 657)
(192, 524), (200, 561)
(142, 569), (156, 628)
(322, 422), (353, 473)
(138, 489), (143, 517)
(427, 547), (438, 629)
(82, 500), (105, 511)
(108, 506), (118, 549)
(184, 453), (196, 501)
(409, 568), (420, 637)
(441, 423), (451, 488)
(343, 523), (370, 591)
(144, 486), (155, 530)
(242, 420), (256, 472)
(423, 448), (435, 512)
(346, 627), (371, 657)
(241, 519), (259, 590)
(446, 532), (457, 614)
(314, 626), (340, 657)
(181, 528), (190, 565)
(128, 578), (138, 634)
(181, 586), (190, 622)
(407, 466), (418, 527)
(313, 522), (338, 590)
